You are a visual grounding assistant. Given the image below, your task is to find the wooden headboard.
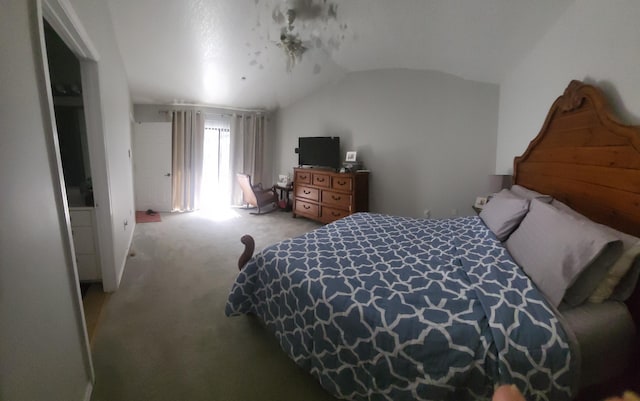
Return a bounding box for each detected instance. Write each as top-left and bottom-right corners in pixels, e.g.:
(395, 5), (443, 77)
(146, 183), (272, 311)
(513, 80), (640, 325)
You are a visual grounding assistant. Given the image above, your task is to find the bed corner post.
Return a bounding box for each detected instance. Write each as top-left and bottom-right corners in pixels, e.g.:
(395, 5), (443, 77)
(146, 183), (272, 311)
(238, 235), (255, 270)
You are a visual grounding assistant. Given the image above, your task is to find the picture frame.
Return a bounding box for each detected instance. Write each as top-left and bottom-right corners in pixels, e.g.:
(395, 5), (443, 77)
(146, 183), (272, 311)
(474, 196), (488, 209)
(277, 174), (290, 187)
(345, 151), (357, 162)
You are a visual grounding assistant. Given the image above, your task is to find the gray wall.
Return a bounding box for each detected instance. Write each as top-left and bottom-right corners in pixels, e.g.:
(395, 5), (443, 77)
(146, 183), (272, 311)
(273, 69), (500, 218)
(496, 0), (640, 174)
(0, 1), (90, 400)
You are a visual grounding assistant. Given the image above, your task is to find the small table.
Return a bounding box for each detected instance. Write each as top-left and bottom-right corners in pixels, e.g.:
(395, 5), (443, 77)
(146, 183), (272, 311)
(274, 183), (293, 211)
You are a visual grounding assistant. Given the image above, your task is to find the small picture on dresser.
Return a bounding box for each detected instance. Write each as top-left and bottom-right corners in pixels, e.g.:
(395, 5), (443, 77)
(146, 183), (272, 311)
(345, 151), (357, 162)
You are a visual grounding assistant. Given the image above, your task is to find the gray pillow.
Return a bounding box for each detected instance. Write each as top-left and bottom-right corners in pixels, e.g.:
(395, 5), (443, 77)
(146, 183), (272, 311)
(506, 199), (621, 307)
(551, 200), (640, 303)
(479, 195), (529, 241)
(510, 184), (553, 203)
(563, 240), (623, 306)
(551, 200), (639, 248)
(491, 188), (520, 200)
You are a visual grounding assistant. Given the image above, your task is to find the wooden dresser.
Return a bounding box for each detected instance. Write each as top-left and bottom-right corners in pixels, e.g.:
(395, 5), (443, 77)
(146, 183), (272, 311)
(292, 168), (369, 224)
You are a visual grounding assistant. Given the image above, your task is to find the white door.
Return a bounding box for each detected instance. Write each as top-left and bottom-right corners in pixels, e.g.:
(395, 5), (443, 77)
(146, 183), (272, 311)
(133, 122), (172, 212)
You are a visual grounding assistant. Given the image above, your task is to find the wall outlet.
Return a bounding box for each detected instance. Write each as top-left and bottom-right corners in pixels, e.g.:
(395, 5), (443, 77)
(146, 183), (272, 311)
(423, 209), (431, 218)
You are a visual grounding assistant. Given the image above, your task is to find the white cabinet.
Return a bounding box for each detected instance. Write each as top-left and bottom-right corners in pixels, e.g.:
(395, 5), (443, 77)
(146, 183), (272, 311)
(69, 207), (101, 281)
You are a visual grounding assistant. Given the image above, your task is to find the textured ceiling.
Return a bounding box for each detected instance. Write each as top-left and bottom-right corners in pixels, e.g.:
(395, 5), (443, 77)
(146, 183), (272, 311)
(107, 0), (572, 110)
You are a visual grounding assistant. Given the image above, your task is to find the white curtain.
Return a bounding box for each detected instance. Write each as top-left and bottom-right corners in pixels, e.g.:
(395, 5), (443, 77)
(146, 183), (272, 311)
(230, 113), (267, 205)
(171, 110), (204, 212)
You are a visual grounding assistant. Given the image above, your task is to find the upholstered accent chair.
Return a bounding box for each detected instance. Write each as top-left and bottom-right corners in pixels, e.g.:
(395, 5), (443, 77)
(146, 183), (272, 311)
(236, 173), (278, 214)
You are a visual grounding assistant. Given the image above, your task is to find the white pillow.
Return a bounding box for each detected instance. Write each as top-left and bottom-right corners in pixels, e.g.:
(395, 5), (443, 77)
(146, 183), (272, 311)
(506, 199), (621, 307)
(510, 184), (553, 203)
(479, 195), (529, 241)
(610, 255), (640, 302)
(589, 243), (640, 303)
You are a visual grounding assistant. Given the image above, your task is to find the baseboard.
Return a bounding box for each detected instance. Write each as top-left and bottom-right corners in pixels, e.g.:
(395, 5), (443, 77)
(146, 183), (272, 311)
(115, 223), (136, 287)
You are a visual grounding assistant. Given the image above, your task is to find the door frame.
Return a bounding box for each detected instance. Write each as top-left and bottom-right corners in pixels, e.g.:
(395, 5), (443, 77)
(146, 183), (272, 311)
(41, 0), (117, 293)
(34, 0), (115, 394)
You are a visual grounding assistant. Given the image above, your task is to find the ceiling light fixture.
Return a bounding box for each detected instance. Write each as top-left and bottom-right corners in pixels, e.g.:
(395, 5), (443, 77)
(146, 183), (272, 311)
(267, 0), (347, 72)
(278, 9), (307, 71)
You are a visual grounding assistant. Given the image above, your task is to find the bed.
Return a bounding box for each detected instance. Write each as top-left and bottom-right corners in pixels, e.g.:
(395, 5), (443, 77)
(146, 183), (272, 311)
(225, 81), (640, 400)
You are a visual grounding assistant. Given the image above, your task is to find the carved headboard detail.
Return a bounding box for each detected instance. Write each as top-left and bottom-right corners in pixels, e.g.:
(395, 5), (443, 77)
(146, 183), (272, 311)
(514, 80), (640, 237)
(513, 80), (640, 326)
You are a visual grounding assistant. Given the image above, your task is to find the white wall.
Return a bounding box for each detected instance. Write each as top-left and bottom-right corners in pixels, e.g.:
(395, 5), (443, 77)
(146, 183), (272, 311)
(496, 0), (640, 174)
(70, 0), (136, 290)
(0, 1), (90, 400)
(274, 69), (500, 218)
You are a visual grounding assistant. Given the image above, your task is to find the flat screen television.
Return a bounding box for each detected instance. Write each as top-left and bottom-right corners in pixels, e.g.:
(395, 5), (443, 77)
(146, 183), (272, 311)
(298, 136), (340, 170)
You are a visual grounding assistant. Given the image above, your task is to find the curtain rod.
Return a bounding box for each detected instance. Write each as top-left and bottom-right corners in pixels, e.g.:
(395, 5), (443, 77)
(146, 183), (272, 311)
(157, 102), (264, 113)
(158, 109), (232, 116)
(158, 109), (265, 118)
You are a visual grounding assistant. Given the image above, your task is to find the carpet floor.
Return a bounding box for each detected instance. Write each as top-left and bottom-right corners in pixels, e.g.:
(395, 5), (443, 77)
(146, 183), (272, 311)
(89, 208), (341, 401)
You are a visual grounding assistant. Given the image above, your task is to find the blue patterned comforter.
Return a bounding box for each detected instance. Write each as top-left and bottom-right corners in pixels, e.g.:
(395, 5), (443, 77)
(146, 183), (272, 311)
(225, 213), (574, 401)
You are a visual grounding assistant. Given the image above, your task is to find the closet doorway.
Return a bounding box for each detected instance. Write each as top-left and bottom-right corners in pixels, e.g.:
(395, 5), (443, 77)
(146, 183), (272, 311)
(43, 21), (102, 283)
(42, 17), (108, 347)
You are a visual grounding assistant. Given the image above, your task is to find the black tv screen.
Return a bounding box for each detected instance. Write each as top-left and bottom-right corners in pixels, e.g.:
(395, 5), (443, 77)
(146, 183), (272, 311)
(298, 136), (340, 169)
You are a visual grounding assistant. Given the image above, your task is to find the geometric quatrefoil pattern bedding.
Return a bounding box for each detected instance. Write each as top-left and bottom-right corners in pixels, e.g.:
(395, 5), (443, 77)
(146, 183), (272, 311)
(226, 213), (574, 401)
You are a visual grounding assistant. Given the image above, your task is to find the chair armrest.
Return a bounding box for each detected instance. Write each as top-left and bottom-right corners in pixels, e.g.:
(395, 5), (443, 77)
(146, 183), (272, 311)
(256, 187), (275, 195)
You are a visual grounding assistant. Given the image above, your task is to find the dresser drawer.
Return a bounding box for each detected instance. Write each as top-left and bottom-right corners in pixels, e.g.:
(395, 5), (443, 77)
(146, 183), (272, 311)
(292, 167), (368, 225)
(312, 173), (330, 188)
(295, 185), (319, 201)
(321, 190), (352, 208)
(295, 170), (312, 185)
(294, 200), (319, 217)
(332, 176), (353, 191)
(321, 206), (350, 222)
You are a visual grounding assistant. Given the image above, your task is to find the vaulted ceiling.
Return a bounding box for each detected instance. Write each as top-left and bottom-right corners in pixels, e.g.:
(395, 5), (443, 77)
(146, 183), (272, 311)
(107, 0), (572, 110)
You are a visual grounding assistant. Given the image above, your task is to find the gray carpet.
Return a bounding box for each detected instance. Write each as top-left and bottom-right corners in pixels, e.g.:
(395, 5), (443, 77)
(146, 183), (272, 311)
(90, 208), (340, 401)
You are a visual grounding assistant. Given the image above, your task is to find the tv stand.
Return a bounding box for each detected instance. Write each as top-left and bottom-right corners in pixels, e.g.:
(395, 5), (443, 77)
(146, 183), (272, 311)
(292, 167), (369, 224)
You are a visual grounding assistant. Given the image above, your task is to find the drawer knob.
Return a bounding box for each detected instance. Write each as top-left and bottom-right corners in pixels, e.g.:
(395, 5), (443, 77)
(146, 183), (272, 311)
(303, 205), (311, 209)
(303, 190), (311, 194)
(332, 195), (341, 200)
(316, 177), (325, 182)
(337, 181), (346, 185)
